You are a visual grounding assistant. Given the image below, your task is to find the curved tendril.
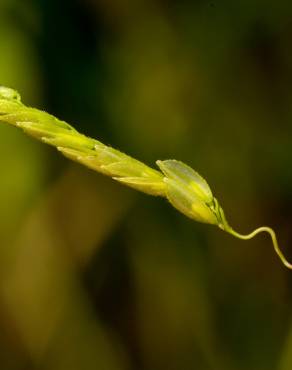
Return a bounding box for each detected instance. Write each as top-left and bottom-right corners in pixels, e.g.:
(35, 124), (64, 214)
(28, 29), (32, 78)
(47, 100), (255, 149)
(226, 226), (292, 269)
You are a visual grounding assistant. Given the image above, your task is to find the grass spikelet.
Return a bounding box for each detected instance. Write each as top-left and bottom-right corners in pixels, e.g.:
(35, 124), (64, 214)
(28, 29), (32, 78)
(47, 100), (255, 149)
(1, 86), (291, 269)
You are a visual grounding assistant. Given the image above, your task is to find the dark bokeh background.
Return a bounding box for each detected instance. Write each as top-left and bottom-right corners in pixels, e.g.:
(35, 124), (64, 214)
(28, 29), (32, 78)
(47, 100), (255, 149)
(1, 1), (292, 369)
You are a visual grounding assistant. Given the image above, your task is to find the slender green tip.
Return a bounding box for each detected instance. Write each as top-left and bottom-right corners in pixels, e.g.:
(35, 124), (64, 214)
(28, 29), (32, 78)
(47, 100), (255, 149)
(226, 226), (292, 270)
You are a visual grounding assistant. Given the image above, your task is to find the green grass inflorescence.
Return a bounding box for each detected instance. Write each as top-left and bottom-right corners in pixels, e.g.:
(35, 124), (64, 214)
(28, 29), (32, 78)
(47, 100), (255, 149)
(0, 86), (291, 270)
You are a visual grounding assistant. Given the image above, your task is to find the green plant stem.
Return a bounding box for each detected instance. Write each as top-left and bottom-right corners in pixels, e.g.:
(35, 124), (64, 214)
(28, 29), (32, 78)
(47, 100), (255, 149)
(226, 226), (292, 269)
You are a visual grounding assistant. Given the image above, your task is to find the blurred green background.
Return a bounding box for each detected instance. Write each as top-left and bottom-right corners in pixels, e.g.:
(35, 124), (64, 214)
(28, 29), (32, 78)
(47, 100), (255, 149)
(1, 1), (292, 369)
